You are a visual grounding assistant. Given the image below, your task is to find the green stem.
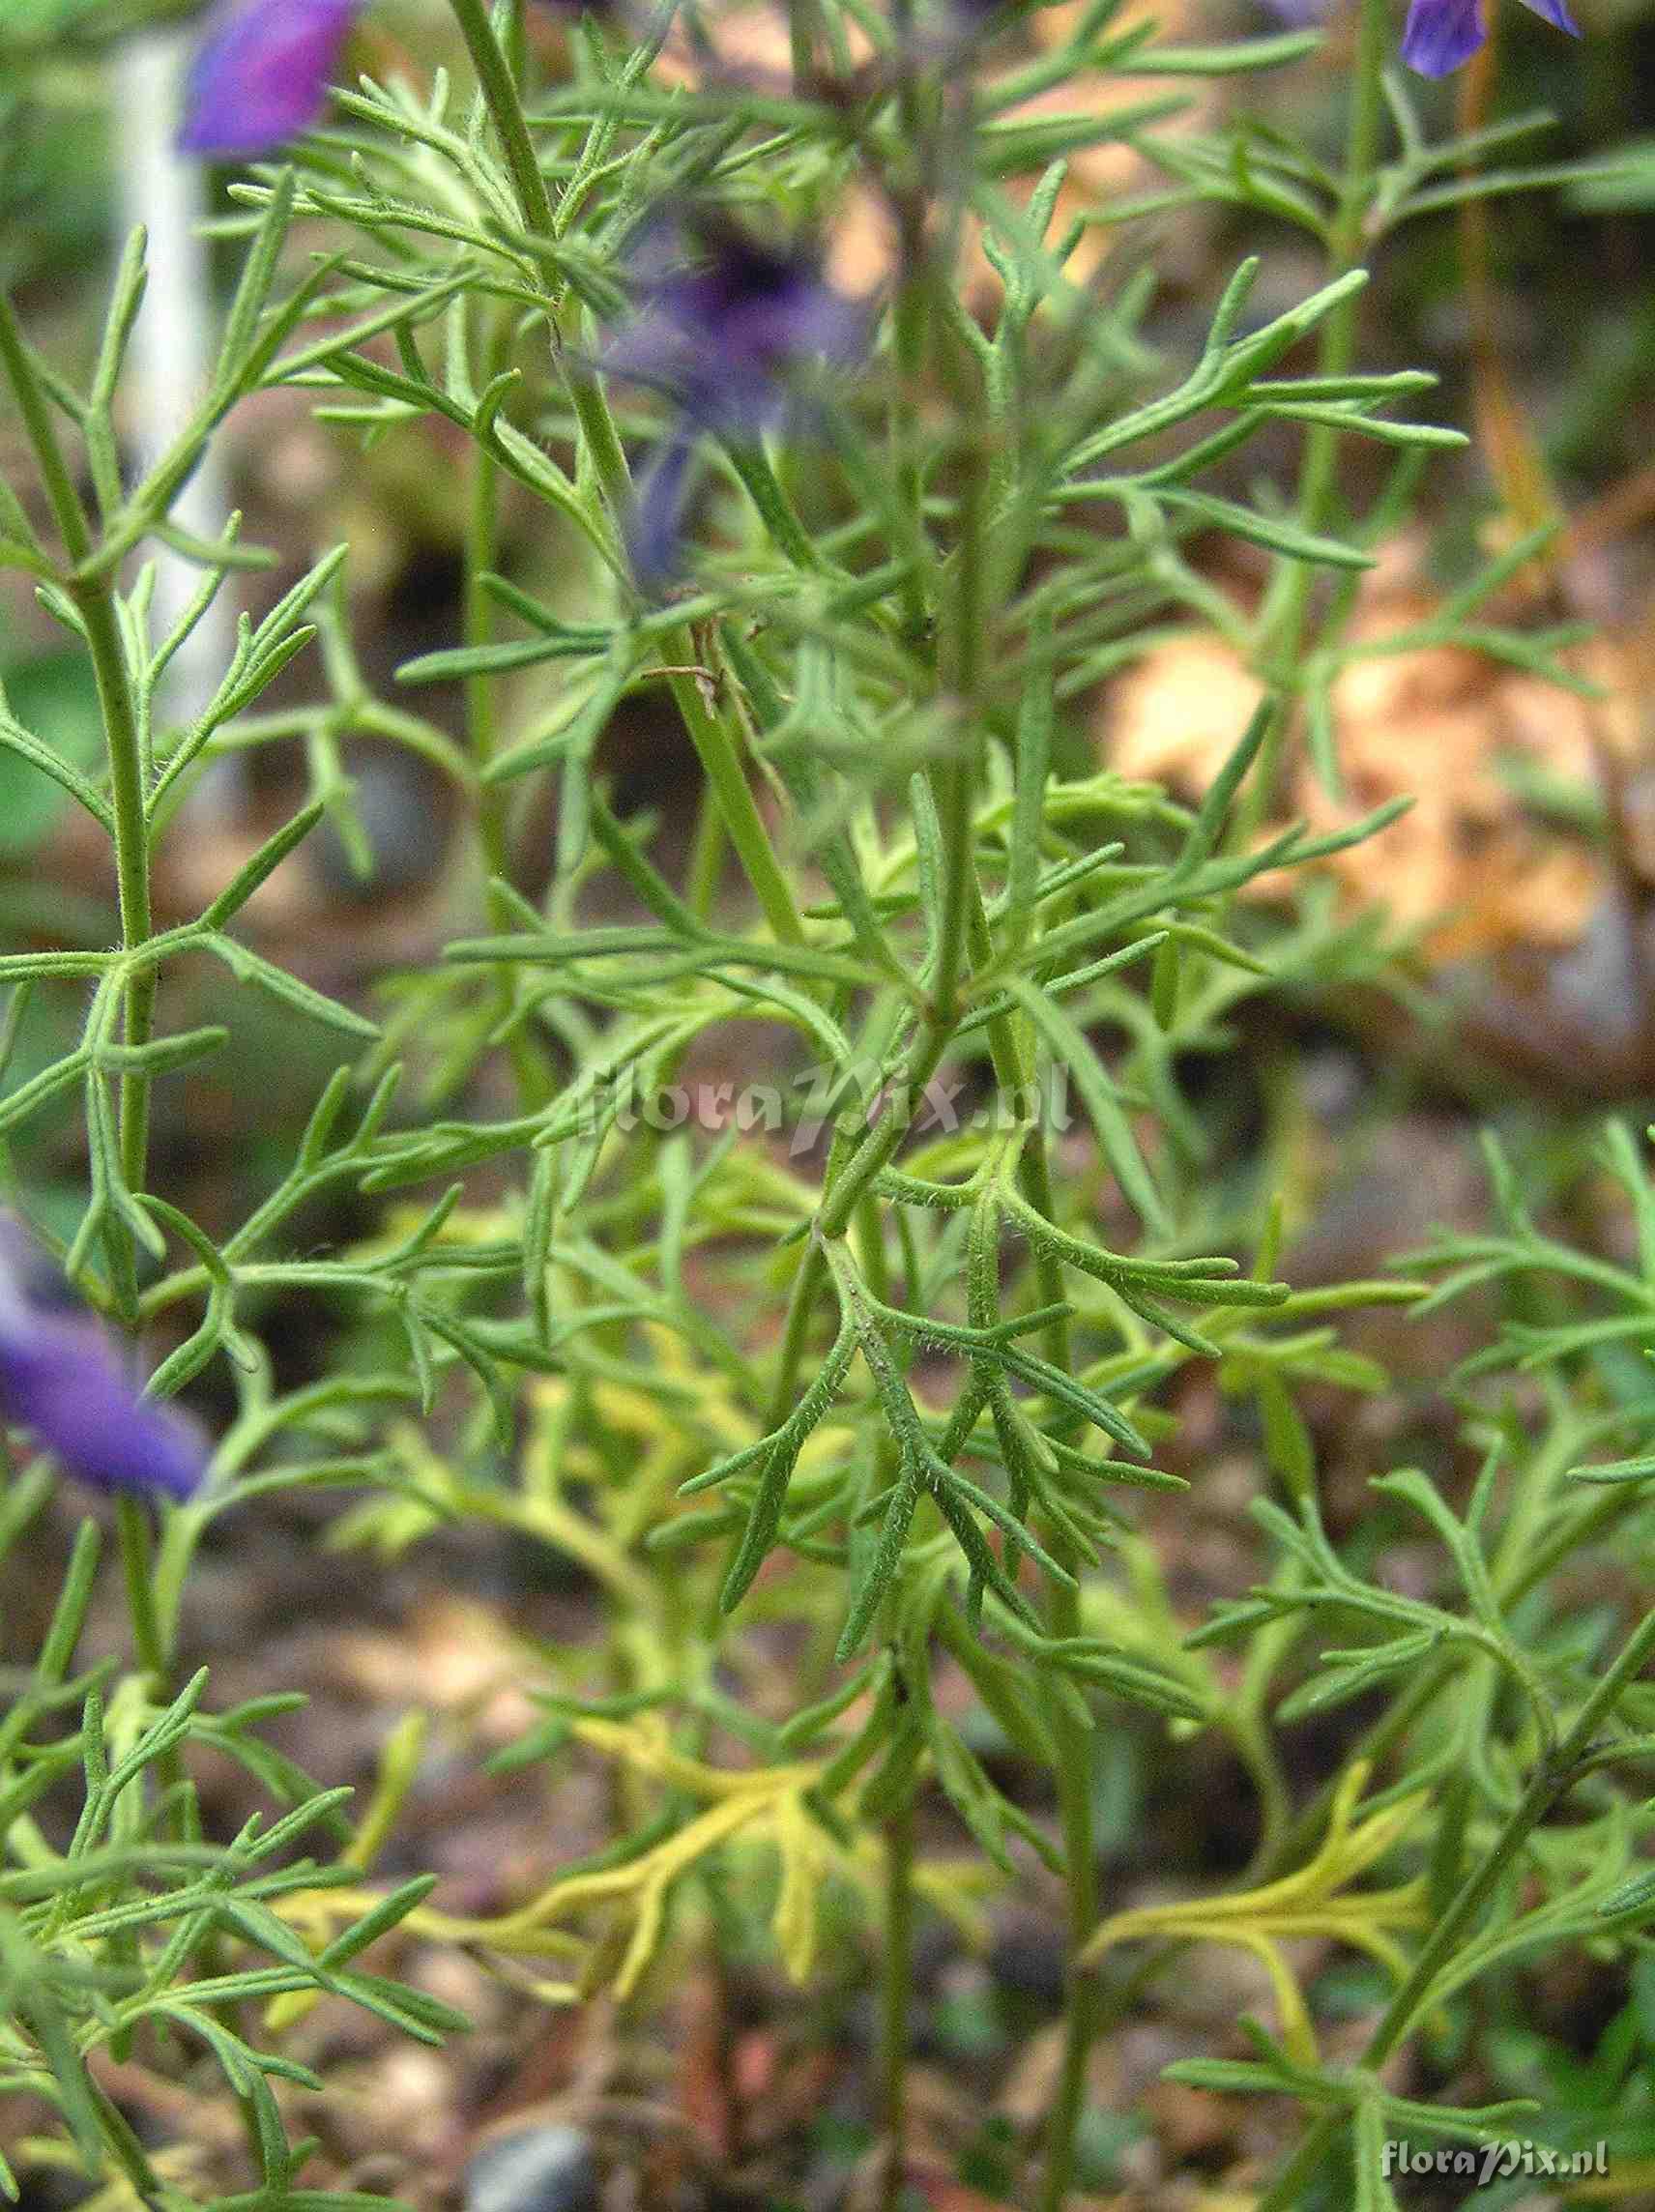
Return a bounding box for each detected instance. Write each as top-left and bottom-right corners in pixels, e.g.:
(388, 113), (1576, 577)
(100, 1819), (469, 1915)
(887, 96), (930, 648)
(74, 584), (156, 1227)
(465, 320), (510, 812)
(765, 1243), (832, 1431)
(959, 872), (1101, 2212)
(447, 0), (632, 524)
(1036, 1559), (1098, 2212)
(1259, 1433), (1636, 1881)
(115, 1493), (168, 1682)
(116, 1489), (189, 1839)
(467, 307), (551, 1110)
(759, 1016), (949, 1439)
(974, 949), (1101, 2212)
(446, 0), (556, 240)
(878, 1750), (916, 2212)
(820, 1021), (951, 1242)
(824, 412), (986, 1244)
(1277, 0), (1388, 582)
(785, 0), (828, 84)
(504, 0), (527, 78)
(1244, 0), (1390, 828)
(0, 309), (155, 1222)
(444, 0), (803, 942)
(665, 660), (807, 948)
(6, 244), (185, 1841)
(684, 776), (726, 921)
(930, 456), (985, 1025)
(1256, 1600), (1655, 2210)
(89, 2080), (176, 2210)
(0, 295), (92, 565)
(762, 1004), (954, 1461)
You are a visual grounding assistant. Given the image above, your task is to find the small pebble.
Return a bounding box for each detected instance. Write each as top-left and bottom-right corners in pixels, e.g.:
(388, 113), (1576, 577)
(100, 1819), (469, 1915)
(463, 2124), (599, 2212)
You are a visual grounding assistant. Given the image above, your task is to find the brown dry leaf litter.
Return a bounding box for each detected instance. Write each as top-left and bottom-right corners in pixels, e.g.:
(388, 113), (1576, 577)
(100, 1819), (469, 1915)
(1102, 551), (1640, 962)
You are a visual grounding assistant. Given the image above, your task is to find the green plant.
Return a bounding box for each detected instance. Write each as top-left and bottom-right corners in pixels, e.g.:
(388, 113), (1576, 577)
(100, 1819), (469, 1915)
(0, 1), (1649, 2206)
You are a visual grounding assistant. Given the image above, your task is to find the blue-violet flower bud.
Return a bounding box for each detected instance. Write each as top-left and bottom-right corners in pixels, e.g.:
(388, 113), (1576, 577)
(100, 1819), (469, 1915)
(1400, 0), (1578, 73)
(1261, 0), (1579, 74)
(0, 1221), (208, 1501)
(604, 215), (866, 585)
(179, 0), (365, 157)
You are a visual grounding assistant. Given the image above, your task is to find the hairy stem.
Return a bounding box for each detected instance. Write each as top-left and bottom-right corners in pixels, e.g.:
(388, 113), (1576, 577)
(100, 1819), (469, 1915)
(1, 290), (160, 1295)
(1245, 0), (1390, 827)
(0, 293), (92, 565)
(75, 580), (157, 1243)
(667, 658), (807, 948)
(4, 266), (188, 1834)
(961, 875), (1101, 2212)
(466, 306), (552, 1110)
(115, 1494), (169, 1680)
(1035, 1560), (1099, 2212)
(878, 1761), (916, 2212)
(447, 0), (803, 943)
(445, 0), (557, 242)
(1256, 1600), (1655, 2209)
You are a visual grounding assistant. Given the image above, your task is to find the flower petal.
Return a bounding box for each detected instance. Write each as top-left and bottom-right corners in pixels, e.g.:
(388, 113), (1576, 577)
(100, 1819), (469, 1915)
(611, 217), (866, 411)
(0, 1318), (207, 1500)
(0, 1220), (209, 1501)
(1401, 0), (1486, 73)
(1516, 0), (1581, 34)
(607, 215), (867, 580)
(179, 0), (363, 157)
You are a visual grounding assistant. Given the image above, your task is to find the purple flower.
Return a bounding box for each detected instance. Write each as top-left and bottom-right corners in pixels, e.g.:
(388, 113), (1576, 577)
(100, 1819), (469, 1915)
(0, 1222), (208, 1502)
(177, 0), (614, 160)
(1400, 0), (1579, 73)
(1261, 0), (1579, 72)
(179, 0), (364, 158)
(604, 216), (866, 586)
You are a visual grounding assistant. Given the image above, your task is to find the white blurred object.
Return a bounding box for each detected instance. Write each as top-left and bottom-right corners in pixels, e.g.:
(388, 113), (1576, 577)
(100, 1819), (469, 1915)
(112, 23), (241, 788)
